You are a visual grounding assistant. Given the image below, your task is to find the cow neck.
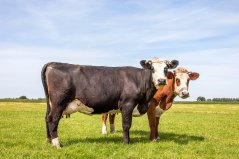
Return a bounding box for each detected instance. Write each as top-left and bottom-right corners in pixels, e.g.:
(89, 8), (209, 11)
(158, 73), (176, 110)
(166, 76), (176, 110)
(143, 69), (156, 97)
(168, 74), (177, 99)
(167, 76), (174, 93)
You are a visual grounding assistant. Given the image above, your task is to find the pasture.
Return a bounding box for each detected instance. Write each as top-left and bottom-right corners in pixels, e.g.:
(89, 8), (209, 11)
(0, 102), (239, 159)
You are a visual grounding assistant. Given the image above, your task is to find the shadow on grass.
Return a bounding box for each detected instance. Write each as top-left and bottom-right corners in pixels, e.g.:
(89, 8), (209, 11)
(121, 130), (204, 144)
(159, 132), (205, 144)
(63, 130), (204, 146)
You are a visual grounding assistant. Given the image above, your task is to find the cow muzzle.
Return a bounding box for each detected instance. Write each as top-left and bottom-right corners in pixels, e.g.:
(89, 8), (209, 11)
(179, 88), (189, 99)
(157, 79), (167, 85)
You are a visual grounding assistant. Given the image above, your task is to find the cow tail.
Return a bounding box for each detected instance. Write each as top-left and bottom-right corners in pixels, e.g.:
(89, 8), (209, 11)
(41, 62), (51, 112)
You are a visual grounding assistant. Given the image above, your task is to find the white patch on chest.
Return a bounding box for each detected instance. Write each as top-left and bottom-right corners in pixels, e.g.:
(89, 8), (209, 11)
(155, 105), (165, 117)
(62, 99), (94, 115)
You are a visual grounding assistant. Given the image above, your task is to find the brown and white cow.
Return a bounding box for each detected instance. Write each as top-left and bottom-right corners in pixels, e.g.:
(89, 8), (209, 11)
(147, 67), (199, 141)
(101, 67), (199, 141)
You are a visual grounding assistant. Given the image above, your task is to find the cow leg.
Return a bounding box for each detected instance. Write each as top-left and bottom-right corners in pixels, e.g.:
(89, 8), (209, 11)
(147, 100), (157, 141)
(155, 117), (160, 140)
(45, 104), (51, 143)
(102, 114), (108, 134)
(47, 105), (65, 149)
(121, 104), (134, 144)
(109, 113), (116, 134)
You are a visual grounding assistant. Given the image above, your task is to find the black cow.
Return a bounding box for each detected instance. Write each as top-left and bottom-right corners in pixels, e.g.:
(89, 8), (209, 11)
(41, 58), (178, 148)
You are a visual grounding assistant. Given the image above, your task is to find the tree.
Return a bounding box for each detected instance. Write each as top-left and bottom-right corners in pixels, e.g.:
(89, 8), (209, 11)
(197, 96), (206, 101)
(19, 96), (28, 99)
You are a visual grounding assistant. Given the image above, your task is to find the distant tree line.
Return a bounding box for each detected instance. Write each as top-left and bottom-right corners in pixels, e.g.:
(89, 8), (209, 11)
(197, 96), (239, 102)
(1, 95), (239, 103)
(0, 96), (46, 102)
(3, 96), (45, 100)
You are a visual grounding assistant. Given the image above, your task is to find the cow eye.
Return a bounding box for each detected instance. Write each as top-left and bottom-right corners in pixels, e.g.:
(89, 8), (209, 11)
(176, 78), (180, 86)
(164, 68), (168, 74)
(151, 67), (155, 73)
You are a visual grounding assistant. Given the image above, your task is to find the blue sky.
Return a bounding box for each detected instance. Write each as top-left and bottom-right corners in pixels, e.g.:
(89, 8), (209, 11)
(0, 0), (239, 100)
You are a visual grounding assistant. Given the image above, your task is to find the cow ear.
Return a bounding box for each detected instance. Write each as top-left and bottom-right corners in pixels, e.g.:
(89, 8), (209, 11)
(189, 72), (199, 80)
(167, 71), (174, 79)
(140, 60), (152, 70)
(167, 60), (179, 69)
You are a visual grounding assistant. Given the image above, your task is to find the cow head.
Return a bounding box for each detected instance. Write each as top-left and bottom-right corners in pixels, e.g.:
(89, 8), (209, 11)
(173, 67), (199, 99)
(140, 58), (179, 88)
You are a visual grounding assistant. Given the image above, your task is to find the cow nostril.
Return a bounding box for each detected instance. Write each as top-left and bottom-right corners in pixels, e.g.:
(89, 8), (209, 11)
(158, 79), (166, 84)
(182, 92), (189, 96)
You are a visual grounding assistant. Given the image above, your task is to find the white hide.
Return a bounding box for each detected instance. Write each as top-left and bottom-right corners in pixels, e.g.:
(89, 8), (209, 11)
(155, 106), (165, 117)
(151, 61), (168, 87)
(102, 123), (107, 134)
(174, 72), (190, 98)
(52, 138), (61, 149)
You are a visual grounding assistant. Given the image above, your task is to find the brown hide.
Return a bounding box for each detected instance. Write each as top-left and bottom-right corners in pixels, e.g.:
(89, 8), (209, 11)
(147, 71), (176, 141)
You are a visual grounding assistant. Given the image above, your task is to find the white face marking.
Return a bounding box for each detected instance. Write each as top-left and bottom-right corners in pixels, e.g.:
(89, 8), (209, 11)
(52, 137), (61, 149)
(174, 73), (190, 99)
(155, 105), (165, 117)
(62, 99), (94, 116)
(102, 123), (107, 134)
(151, 62), (168, 87)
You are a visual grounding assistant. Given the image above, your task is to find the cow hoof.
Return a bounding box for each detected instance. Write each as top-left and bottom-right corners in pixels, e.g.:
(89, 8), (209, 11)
(110, 124), (115, 134)
(52, 138), (61, 149)
(102, 128), (107, 134)
(150, 138), (159, 142)
(102, 123), (107, 135)
(152, 137), (160, 142)
(52, 144), (62, 149)
(110, 130), (116, 134)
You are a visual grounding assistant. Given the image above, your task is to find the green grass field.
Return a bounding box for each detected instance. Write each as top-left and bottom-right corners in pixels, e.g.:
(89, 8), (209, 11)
(0, 102), (239, 159)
